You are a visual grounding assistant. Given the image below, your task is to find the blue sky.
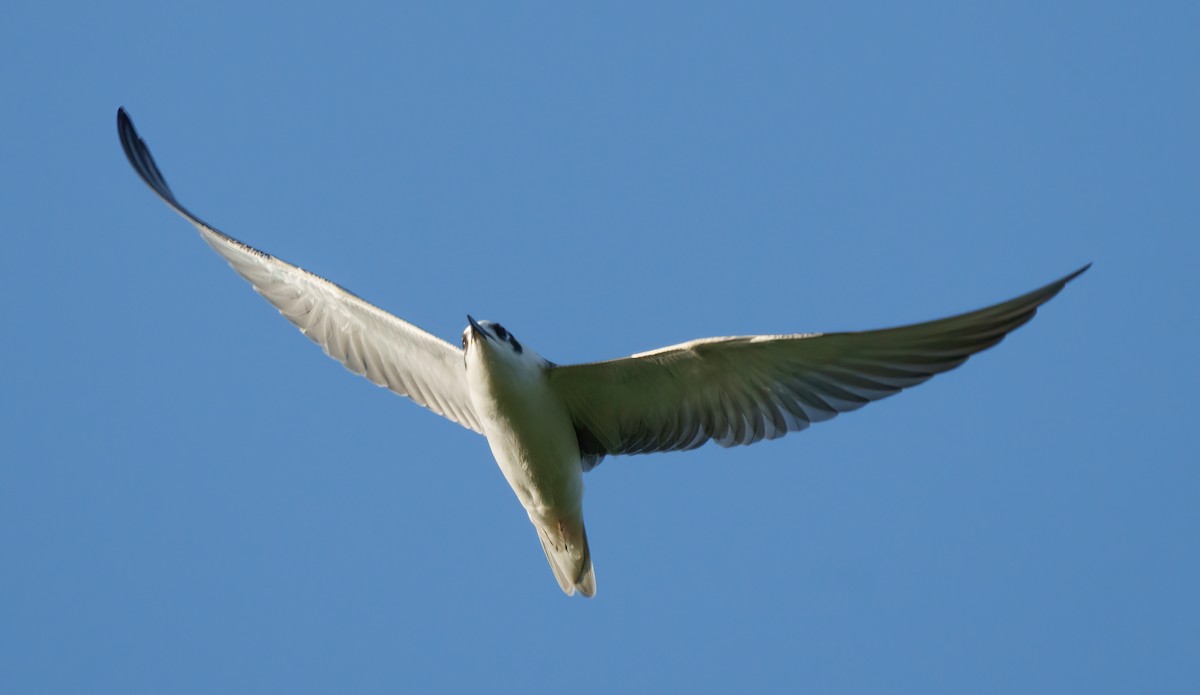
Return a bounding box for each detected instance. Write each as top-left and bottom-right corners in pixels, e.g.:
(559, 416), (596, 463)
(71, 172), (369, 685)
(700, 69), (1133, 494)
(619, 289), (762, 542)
(2, 2), (1196, 692)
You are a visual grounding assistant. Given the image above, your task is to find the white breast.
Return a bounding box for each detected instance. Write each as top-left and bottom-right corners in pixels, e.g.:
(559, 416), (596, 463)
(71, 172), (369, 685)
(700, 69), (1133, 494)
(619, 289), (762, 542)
(465, 347), (583, 521)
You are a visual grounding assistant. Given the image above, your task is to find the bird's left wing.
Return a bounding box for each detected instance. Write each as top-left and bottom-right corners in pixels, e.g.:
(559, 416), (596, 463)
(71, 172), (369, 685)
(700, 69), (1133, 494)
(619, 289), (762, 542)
(118, 108), (483, 433)
(549, 266), (1087, 470)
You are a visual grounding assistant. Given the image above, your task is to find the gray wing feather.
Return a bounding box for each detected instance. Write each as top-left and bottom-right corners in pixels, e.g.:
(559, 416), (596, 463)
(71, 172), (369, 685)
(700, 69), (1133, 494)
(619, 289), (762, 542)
(551, 266), (1087, 469)
(118, 108), (483, 433)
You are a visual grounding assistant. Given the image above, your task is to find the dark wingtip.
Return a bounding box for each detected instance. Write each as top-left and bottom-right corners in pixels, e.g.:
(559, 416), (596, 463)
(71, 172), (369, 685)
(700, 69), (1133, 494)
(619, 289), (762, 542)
(1031, 262), (1091, 308)
(116, 106), (183, 208)
(1044, 262), (1091, 297)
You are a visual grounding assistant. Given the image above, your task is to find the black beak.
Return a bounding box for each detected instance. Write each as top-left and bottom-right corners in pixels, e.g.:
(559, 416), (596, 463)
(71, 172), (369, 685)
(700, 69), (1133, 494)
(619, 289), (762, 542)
(467, 315), (490, 341)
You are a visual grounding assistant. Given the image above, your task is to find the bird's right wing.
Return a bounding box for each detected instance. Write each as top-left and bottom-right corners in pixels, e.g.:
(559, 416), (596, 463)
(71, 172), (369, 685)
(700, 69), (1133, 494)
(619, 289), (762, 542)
(118, 108), (483, 433)
(550, 266), (1087, 469)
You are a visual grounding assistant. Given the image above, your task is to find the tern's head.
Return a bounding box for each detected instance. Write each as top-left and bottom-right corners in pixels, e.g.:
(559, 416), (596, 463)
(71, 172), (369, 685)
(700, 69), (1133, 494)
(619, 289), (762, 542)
(462, 316), (534, 364)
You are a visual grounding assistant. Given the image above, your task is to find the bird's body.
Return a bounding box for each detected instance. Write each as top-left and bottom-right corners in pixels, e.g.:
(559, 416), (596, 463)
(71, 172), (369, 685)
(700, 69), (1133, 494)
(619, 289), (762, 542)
(117, 108), (1086, 597)
(464, 320), (594, 595)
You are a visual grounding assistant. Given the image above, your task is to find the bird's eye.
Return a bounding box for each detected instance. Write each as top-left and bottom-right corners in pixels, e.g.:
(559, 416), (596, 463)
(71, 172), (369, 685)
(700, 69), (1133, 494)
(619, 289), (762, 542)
(509, 337), (522, 354)
(494, 324), (508, 339)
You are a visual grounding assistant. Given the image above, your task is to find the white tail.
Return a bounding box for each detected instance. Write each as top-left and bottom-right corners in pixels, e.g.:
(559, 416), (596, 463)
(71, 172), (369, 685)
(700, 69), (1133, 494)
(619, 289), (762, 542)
(536, 521), (595, 598)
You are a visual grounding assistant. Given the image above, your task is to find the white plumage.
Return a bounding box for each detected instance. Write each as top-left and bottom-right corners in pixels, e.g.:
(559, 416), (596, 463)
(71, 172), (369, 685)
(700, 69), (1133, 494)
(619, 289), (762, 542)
(118, 108), (1087, 597)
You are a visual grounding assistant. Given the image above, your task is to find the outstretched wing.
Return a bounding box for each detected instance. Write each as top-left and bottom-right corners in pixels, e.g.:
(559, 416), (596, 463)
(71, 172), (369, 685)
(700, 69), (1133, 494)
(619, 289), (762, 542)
(550, 266), (1087, 469)
(118, 108), (482, 433)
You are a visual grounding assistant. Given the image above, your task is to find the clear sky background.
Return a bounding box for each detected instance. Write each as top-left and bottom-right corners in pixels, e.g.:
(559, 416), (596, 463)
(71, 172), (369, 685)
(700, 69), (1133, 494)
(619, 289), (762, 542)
(2, 2), (1196, 692)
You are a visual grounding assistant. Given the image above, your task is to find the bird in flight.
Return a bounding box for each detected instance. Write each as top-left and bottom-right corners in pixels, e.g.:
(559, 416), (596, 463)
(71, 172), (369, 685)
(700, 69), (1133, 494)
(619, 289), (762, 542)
(117, 108), (1087, 597)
